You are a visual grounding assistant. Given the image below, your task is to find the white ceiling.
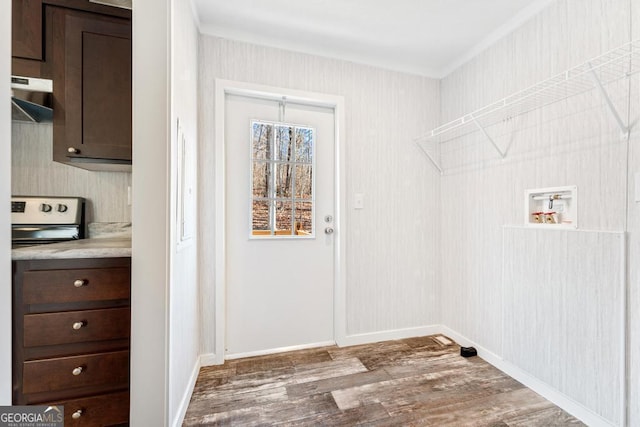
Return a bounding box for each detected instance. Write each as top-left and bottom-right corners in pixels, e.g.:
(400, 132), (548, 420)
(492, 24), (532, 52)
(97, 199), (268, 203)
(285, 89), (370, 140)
(192, 0), (555, 78)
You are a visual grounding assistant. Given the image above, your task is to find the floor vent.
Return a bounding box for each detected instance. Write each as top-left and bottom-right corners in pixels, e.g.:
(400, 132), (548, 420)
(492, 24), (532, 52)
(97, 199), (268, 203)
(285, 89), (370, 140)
(434, 335), (453, 346)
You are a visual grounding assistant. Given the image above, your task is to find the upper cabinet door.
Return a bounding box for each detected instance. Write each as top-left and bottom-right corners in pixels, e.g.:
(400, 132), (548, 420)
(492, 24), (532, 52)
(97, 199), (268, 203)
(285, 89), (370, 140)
(12, 0), (44, 61)
(12, 0), (48, 77)
(52, 8), (132, 168)
(12, 0), (131, 79)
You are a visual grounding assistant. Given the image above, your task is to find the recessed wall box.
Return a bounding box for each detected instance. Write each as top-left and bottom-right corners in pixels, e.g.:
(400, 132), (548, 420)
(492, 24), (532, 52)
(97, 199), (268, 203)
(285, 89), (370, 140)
(525, 186), (577, 229)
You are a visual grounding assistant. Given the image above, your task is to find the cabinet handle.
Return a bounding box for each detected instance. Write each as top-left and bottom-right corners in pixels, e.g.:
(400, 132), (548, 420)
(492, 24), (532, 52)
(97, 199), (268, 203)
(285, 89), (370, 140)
(72, 321), (85, 330)
(68, 147), (79, 154)
(72, 409), (83, 419)
(73, 279), (86, 288)
(72, 366), (83, 376)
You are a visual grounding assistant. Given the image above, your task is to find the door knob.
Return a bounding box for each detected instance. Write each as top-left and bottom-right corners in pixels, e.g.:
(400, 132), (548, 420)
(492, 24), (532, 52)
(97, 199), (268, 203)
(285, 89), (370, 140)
(325, 227), (334, 234)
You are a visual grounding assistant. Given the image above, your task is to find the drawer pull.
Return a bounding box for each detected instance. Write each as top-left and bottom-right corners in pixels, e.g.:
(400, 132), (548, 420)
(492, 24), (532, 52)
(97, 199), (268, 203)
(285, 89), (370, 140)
(71, 409), (83, 419)
(73, 279), (86, 288)
(72, 321), (86, 330)
(72, 366), (84, 376)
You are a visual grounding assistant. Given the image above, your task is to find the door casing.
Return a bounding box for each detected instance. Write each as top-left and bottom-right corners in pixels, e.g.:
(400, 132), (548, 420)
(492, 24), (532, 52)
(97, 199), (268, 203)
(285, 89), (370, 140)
(213, 79), (346, 363)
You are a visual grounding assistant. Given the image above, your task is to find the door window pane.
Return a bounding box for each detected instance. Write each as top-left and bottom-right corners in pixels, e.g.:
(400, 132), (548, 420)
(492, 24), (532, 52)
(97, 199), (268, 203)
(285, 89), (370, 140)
(295, 127), (313, 162)
(275, 201), (293, 234)
(252, 122), (271, 160)
(275, 164), (293, 198)
(252, 161), (269, 198)
(250, 120), (315, 238)
(295, 202), (313, 235)
(294, 164), (312, 199)
(275, 125), (292, 161)
(252, 200), (270, 232)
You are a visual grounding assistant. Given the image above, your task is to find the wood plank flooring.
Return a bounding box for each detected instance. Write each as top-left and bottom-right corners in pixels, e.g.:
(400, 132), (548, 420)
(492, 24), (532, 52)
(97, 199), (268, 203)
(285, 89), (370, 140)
(183, 335), (584, 426)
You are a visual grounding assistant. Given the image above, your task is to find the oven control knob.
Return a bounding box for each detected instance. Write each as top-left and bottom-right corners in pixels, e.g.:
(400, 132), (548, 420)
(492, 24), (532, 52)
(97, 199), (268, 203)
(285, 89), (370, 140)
(57, 204), (68, 213)
(40, 203), (52, 213)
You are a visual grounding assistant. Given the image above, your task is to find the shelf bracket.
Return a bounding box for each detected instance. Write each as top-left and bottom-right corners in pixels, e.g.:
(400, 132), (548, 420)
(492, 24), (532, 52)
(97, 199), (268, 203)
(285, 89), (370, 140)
(470, 115), (506, 158)
(588, 64), (629, 138)
(415, 139), (444, 175)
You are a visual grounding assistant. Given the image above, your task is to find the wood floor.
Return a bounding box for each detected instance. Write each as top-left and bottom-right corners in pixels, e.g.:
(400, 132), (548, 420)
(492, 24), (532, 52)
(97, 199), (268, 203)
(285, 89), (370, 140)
(183, 335), (584, 426)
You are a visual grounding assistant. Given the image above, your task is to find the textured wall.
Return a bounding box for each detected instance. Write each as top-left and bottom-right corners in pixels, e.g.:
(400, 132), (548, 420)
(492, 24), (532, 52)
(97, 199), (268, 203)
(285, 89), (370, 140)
(198, 36), (441, 355)
(439, 0), (632, 424)
(168, 0), (200, 424)
(503, 227), (625, 423)
(628, 1), (639, 425)
(11, 123), (131, 223)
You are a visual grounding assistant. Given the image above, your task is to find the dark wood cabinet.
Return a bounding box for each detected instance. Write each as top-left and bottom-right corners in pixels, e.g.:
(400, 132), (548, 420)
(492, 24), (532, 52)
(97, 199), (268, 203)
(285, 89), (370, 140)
(13, 257), (131, 426)
(11, 0), (131, 78)
(12, 0), (44, 61)
(51, 7), (132, 169)
(12, 0), (48, 78)
(48, 391), (130, 426)
(12, 1), (132, 170)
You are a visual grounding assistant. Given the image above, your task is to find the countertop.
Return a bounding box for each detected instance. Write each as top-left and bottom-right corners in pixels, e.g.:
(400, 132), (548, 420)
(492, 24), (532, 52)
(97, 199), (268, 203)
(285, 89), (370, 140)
(12, 237), (131, 260)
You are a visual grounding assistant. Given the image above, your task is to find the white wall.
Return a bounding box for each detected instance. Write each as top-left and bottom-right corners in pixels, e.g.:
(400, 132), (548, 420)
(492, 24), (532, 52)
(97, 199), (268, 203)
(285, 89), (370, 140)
(629, 1), (640, 425)
(130, 0), (170, 424)
(168, 0), (200, 425)
(1, 0), (11, 406)
(11, 123), (131, 223)
(439, 0), (633, 424)
(198, 36), (442, 357)
(502, 228), (625, 423)
(132, 0), (200, 424)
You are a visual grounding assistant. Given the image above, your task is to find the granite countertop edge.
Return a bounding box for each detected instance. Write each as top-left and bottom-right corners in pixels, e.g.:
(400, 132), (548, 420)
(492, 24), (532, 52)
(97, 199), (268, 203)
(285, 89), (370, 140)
(12, 237), (132, 261)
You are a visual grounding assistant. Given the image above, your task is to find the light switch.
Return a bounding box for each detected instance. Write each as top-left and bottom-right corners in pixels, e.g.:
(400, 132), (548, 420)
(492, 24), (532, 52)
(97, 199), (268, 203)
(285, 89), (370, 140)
(354, 193), (364, 209)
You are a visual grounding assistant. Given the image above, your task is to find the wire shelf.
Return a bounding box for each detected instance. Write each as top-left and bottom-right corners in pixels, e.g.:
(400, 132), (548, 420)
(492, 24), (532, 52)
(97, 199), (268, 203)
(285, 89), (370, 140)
(417, 39), (640, 174)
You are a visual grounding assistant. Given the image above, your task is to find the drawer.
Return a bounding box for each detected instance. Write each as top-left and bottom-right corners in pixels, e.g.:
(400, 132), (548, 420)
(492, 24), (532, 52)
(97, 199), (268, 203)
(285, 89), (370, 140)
(48, 391), (129, 426)
(23, 350), (129, 394)
(23, 267), (130, 304)
(24, 307), (130, 347)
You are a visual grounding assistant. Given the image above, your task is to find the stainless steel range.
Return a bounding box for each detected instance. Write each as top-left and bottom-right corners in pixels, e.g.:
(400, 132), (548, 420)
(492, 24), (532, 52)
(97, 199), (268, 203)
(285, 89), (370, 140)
(11, 196), (86, 248)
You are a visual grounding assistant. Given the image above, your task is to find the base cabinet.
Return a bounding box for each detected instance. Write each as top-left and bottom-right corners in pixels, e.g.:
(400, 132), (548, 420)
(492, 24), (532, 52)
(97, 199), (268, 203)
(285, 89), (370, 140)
(12, 257), (131, 426)
(48, 391), (130, 427)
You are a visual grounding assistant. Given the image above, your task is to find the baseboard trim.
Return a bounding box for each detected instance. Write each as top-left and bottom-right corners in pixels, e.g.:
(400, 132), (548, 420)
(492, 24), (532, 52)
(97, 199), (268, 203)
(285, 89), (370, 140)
(171, 357), (201, 427)
(225, 341), (336, 360)
(199, 352), (222, 367)
(341, 324), (441, 347)
(439, 326), (616, 427)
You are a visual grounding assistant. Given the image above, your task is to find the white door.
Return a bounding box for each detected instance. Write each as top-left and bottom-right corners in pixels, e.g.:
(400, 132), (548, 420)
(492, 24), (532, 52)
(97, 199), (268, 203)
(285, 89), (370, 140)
(225, 93), (336, 357)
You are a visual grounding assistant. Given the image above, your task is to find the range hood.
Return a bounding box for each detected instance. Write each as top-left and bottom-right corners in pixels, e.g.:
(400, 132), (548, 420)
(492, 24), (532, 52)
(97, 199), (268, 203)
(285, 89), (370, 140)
(11, 76), (53, 123)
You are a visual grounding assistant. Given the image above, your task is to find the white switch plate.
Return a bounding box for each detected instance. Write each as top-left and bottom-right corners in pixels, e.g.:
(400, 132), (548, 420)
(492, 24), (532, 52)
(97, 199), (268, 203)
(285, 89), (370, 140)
(354, 193), (364, 209)
(127, 185), (132, 206)
(635, 172), (640, 203)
